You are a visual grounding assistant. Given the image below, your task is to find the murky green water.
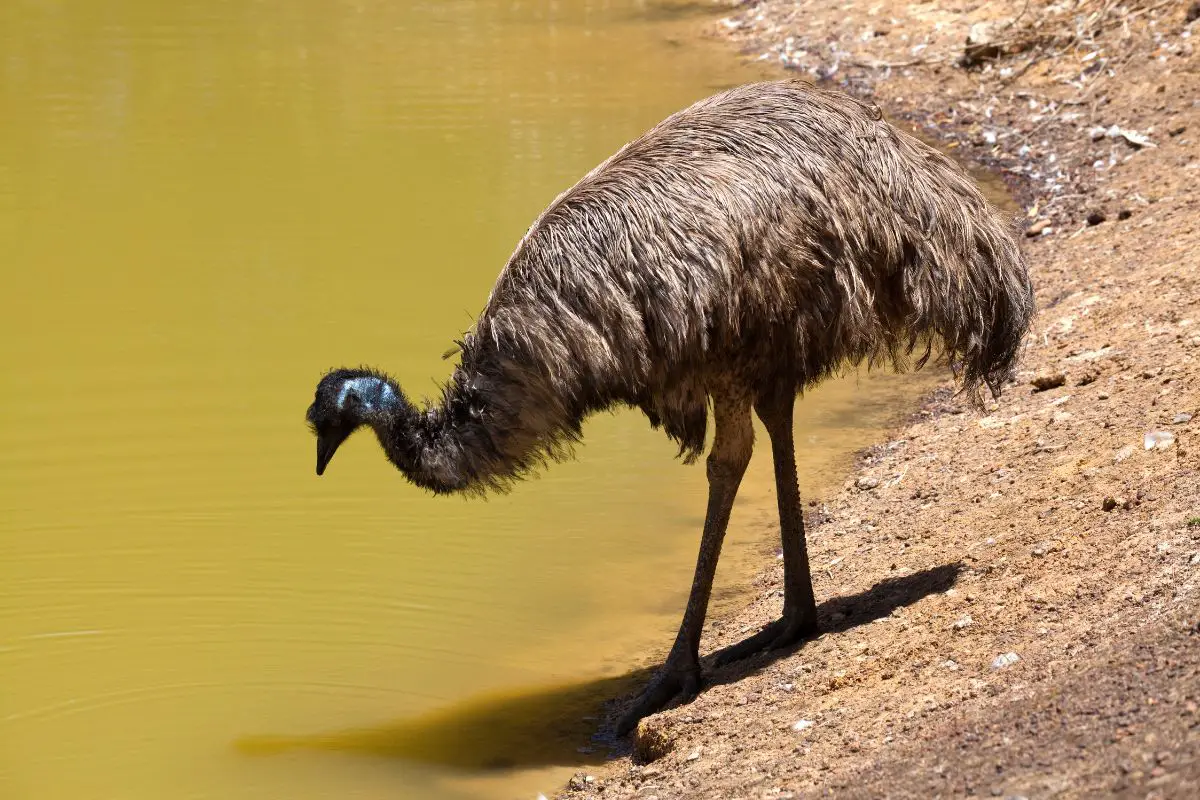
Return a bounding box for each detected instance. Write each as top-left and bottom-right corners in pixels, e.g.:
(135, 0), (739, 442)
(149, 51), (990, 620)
(0, 2), (945, 798)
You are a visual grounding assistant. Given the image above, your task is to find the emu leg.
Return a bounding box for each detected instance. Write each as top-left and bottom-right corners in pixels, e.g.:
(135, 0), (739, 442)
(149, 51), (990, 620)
(713, 393), (818, 666)
(617, 397), (753, 736)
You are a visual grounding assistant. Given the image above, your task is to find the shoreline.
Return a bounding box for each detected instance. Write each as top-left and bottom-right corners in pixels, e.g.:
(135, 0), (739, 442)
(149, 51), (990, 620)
(562, 1), (1200, 797)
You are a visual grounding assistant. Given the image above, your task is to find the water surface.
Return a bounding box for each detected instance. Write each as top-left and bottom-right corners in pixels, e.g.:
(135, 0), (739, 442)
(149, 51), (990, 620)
(2, 2), (942, 798)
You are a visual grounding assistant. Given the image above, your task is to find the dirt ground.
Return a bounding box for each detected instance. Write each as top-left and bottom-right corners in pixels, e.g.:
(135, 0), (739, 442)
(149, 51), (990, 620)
(557, 1), (1200, 797)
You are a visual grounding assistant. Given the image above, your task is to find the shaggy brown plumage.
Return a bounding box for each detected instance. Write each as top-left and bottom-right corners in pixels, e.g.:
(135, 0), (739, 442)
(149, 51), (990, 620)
(306, 79), (1034, 732)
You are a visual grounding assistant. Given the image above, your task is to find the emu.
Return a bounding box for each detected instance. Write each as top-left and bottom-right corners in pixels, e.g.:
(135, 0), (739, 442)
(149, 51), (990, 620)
(305, 80), (1034, 734)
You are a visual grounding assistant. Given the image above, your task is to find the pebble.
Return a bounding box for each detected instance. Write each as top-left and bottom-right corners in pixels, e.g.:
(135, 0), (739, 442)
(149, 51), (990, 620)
(991, 652), (1021, 670)
(1144, 430), (1176, 450)
(791, 719), (814, 732)
(1086, 210), (1107, 226)
(1102, 496), (1130, 512)
(1025, 219), (1051, 237)
(953, 614), (974, 631)
(1118, 208), (1133, 221)
(1174, 412), (1193, 424)
(1114, 444), (1135, 462)
(686, 748), (701, 761)
(632, 718), (674, 764)
(1030, 371), (1066, 391)
(855, 476), (880, 491)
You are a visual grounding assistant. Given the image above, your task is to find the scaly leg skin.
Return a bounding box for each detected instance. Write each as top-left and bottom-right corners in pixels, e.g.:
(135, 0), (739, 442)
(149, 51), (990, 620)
(713, 392), (819, 668)
(617, 395), (753, 736)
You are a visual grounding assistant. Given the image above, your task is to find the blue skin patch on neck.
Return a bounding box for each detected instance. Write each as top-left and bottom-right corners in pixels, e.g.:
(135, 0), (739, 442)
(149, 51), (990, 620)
(337, 377), (398, 414)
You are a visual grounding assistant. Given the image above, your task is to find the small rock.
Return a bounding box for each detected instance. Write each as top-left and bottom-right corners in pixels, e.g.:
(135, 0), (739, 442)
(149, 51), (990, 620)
(1102, 496), (1129, 512)
(1098, 391), (1110, 400)
(1086, 210), (1107, 226)
(1106, 125), (1155, 149)
(961, 21), (1002, 67)
(856, 476), (880, 491)
(1117, 209), (1133, 221)
(686, 747), (701, 761)
(1144, 430), (1176, 450)
(1173, 412), (1193, 424)
(944, 659), (960, 670)
(1190, 553), (1200, 566)
(953, 615), (974, 631)
(1157, 542), (1170, 554)
(991, 652), (1021, 670)
(1025, 219), (1051, 237)
(1031, 371), (1066, 391)
(632, 718), (674, 764)
(1170, 124), (1187, 137)
(791, 719), (815, 732)
(1114, 445), (1134, 462)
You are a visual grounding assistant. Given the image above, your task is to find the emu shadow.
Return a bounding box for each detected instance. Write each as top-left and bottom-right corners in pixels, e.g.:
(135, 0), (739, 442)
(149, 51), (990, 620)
(236, 563), (960, 773)
(702, 561), (962, 689)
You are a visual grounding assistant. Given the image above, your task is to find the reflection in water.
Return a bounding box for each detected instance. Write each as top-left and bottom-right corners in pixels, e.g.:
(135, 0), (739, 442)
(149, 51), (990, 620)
(238, 675), (631, 771)
(236, 564), (961, 773)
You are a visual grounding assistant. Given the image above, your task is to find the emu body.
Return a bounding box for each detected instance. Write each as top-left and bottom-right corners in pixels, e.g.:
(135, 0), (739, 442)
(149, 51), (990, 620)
(306, 80), (1034, 733)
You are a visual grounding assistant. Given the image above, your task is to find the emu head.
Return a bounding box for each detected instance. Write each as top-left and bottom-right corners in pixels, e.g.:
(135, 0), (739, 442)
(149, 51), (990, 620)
(306, 367), (400, 475)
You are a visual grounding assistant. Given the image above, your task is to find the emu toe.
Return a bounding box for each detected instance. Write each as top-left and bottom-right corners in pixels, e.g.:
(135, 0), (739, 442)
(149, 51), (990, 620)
(616, 662), (702, 736)
(711, 614), (818, 668)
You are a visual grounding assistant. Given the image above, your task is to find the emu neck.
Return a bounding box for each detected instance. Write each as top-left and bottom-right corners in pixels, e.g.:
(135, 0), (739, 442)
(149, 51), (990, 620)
(370, 357), (575, 496)
(370, 378), (490, 495)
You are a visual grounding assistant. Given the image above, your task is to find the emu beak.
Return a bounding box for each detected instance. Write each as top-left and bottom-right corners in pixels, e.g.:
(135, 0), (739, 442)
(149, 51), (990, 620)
(315, 428), (350, 476)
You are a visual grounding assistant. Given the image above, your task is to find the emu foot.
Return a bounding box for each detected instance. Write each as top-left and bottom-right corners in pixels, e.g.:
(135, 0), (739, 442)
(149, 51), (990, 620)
(616, 660), (701, 736)
(711, 613), (817, 668)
